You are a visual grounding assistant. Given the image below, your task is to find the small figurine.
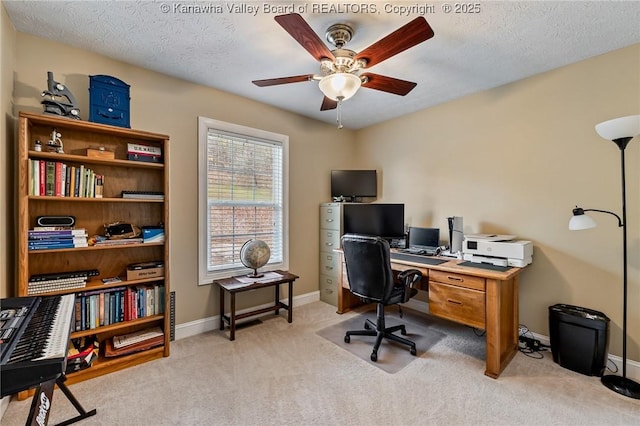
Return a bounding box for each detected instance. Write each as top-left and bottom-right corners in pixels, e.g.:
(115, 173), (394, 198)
(41, 71), (81, 120)
(34, 140), (42, 152)
(46, 129), (64, 154)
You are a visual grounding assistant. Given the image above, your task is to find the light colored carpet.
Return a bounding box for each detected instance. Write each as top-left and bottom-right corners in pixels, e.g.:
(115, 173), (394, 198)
(317, 307), (447, 373)
(2, 301), (639, 425)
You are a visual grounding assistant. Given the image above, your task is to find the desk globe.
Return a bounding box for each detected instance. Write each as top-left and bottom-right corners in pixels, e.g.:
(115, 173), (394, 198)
(240, 239), (271, 278)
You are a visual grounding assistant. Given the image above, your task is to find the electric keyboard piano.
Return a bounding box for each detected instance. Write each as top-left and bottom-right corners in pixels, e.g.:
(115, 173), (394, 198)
(1, 295), (96, 425)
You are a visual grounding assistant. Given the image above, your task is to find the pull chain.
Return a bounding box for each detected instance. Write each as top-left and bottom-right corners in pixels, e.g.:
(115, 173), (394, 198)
(336, 96), (344, 129)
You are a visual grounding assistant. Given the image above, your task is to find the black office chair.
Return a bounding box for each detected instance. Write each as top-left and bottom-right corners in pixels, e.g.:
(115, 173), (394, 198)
(341, 234), (422, 362)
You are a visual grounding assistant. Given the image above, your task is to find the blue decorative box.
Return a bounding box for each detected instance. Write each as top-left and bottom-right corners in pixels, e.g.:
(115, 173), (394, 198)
(89, 75), (130, 128)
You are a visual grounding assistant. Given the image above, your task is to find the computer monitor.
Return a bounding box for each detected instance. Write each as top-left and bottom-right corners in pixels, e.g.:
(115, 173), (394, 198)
(408, 227), (440, 249)
(331, 170), (377, 199)
(343, 203), (404, 240)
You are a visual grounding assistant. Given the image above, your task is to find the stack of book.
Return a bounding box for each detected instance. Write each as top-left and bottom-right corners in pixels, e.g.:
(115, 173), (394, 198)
(90, 235), (144, 246)
(105, 326), (164, 357)
(28, 228), (88, 250)
(65, 336), (99, 374)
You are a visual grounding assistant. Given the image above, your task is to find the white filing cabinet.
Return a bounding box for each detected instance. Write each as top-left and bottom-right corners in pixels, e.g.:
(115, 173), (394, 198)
(319, 203), (343, 306)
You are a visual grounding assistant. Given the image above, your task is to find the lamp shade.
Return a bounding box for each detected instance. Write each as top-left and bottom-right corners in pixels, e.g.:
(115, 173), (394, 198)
(319, 73), (361, 101)
(569, 206), (596, 231)
(595, 115), (640, 141)
(569, 213), (597, 230)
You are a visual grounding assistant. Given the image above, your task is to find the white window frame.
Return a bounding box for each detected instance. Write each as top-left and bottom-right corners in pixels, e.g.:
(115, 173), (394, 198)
(198, 116), (289, 284)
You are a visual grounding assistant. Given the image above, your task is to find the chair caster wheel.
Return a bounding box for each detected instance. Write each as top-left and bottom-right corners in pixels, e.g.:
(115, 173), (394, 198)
(370, 352), (377, 362)
(401, 328), (407, 336)
(344, 335), (350, 343)
(364, 322), (371, 330)
(410, 348), (417, 356)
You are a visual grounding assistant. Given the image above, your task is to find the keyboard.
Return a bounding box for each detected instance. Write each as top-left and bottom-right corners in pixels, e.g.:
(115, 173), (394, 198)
(390, 252), (449, 266)
(402, 247), (439, 256)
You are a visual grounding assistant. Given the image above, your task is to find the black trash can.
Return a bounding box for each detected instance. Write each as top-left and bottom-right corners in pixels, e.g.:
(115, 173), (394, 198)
(548, 304), (610, 376)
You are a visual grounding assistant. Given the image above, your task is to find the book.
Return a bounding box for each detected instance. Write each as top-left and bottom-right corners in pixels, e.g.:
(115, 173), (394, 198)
(45, 161), (55, 196)
(112, 326), (163, 349)
(104, 334), (163, 358)
(29, 228), (87, 237)
(121, 190), (164, 200)
(127, 143), (162, 156)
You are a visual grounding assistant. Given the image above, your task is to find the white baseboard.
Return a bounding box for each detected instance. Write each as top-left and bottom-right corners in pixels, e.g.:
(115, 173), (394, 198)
(175, 290), (319, 340)
(173, 291), (640, 382)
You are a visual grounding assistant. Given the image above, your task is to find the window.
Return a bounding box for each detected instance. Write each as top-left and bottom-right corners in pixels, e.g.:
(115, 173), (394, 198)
(198, 117), (289, 283)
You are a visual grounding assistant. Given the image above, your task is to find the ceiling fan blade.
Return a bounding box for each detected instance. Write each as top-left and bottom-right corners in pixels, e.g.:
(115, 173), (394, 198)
(355, 17), (434, 68)
(274, 14), (335, 62)
(361, 73), (417, 96)
(252, 74), (315, 87)
(320, 96), (338, 111)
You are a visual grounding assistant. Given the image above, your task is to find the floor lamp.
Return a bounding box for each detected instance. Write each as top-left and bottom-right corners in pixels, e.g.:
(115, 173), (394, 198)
(569, 114), (640, 399)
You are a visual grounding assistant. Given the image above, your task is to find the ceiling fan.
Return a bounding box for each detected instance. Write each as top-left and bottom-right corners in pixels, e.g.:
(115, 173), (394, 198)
(252, 13), (434, 127)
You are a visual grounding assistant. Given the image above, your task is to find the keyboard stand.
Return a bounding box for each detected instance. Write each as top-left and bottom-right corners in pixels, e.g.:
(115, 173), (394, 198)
(26, 375), (97, 426)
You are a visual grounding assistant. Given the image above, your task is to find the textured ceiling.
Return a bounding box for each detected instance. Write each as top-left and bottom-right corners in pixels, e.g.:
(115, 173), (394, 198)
(4, 1), (640, 129)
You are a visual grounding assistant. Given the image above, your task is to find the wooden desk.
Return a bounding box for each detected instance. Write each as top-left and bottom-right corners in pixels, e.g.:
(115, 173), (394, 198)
(215, 270), (299, 341)
(336, 251), (525, 379)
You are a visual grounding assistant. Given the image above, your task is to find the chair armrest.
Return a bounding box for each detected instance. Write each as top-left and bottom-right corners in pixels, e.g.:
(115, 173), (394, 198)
(397, 269), (422, 303)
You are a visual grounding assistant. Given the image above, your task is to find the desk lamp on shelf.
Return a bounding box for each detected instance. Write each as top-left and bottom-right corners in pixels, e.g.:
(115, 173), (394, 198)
(569, 114), (640, 399)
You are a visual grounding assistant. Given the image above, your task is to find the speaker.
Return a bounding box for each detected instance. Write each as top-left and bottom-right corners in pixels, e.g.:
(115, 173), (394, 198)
(448, 216), (463, 254)
(36, 216), (76, 227)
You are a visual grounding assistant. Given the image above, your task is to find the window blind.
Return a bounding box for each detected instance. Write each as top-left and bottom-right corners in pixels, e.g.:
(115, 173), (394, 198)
(205, 129), (283, 273)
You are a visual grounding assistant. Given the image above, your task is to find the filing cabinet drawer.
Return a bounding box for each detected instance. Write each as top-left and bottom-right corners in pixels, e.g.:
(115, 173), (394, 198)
(320, 229), (341, 252)
(429, 281), (485, 329)
(319, 274), (338, 306)
(320, 204), (341, 231)
(430, 270), (485, 291)
(320, 252), (339, 278)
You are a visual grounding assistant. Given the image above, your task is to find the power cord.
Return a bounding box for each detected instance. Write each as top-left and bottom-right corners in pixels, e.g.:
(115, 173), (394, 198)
(518, 324), (549, 359)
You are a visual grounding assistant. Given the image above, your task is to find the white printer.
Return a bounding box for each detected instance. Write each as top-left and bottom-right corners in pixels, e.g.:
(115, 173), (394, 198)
(462, 234), (533, 267)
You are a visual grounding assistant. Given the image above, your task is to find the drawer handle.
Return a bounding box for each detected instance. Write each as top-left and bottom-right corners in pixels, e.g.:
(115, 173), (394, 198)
(326, 219), (334, 222)
(447, 299), (463, 305)
(447, 275), (463, 282)
(326, 289), (334, 294)
(326, 242), (334, 246)
(325, 266), (333, 270)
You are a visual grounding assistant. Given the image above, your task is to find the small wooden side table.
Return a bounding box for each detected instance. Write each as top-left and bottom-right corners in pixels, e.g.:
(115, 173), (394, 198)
(215, 270), (299, 341)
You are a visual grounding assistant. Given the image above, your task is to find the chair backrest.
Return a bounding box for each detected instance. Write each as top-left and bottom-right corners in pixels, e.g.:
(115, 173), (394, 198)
(341, 234), (395, 303)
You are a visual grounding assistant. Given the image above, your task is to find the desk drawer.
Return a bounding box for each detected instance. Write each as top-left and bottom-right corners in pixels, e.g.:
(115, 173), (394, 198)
(429, 281), (485, 329)
(320, 204), (341, 231)
(320, 230), (341, 252)
(320, 252), (339, 278)
(430, 270), (485, 291)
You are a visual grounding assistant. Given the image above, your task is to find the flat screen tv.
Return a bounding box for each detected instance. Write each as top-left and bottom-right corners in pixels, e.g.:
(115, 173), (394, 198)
(331, 170), (377, 200)
(343, 203), (405, 239)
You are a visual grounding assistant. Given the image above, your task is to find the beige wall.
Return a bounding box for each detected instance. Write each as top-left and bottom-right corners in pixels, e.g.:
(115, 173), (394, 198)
(1, 4), (16, 299)
(356, 44), (640, 361)
(8, 33), (357, 323)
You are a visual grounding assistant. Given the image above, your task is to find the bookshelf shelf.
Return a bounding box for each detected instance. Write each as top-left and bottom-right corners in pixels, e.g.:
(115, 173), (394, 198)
(28, 196), (164, 203)
(70, 315), (165, 339)
(64, 346), (166, 386)
(27, 150), (165, 169)
(17, 111), (171, 397)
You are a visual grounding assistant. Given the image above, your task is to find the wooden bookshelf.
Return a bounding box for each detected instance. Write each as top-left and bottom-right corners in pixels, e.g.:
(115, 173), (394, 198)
(16, 112), (170, 395)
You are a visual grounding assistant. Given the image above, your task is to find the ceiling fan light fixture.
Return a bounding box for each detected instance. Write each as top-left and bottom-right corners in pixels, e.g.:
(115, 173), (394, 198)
(318, 73), (361, 101)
